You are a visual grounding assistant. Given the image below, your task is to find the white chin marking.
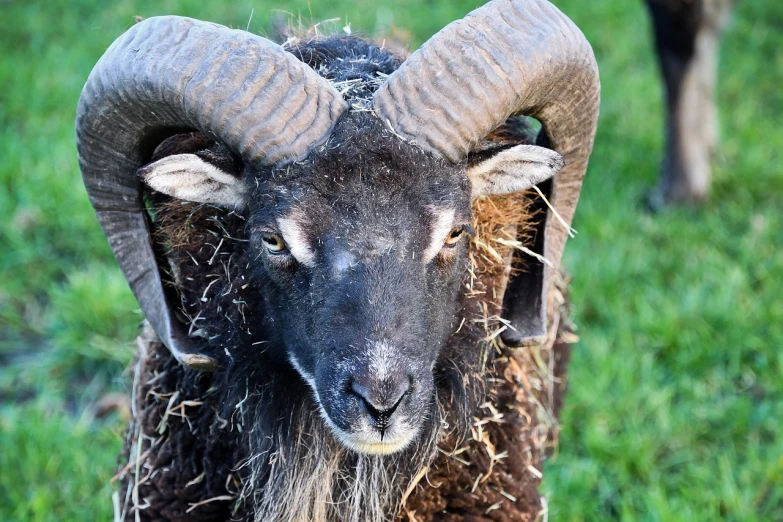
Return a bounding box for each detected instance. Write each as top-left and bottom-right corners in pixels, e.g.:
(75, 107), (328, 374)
(330, 415), (420, 456)
(336, 426), (417, 455)
(342, 439), (412, 455)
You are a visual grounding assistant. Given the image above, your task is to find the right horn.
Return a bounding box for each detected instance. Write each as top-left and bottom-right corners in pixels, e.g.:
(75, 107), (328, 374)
(77, 16), (347, 369)
(373, 0), (600, 344)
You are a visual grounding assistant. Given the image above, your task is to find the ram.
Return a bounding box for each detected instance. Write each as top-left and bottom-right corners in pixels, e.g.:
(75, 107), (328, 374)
(75, 0), (599, 520)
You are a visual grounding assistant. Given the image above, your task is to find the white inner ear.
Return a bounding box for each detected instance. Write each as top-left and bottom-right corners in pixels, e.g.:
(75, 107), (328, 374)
(467, 144), (565, 198)
(138, 154), (246, 209)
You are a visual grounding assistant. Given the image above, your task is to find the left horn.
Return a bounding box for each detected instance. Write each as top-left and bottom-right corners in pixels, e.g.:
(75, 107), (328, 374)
(76, 16), (347, 369)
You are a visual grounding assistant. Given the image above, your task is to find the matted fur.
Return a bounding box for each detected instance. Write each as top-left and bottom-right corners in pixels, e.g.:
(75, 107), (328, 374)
(117, 177), (574, 521)
(398, 191), (574, 521)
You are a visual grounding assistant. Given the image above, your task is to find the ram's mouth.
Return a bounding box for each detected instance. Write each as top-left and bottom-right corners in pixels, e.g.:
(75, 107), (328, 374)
(335, 429), (418, 455)
(320, 412), (421, 455)
(343, 439), (412, 455)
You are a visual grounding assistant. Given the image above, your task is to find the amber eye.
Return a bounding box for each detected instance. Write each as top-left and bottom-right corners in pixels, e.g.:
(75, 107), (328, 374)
(444, 226), (466, 247)
(261, 233), (287, 253)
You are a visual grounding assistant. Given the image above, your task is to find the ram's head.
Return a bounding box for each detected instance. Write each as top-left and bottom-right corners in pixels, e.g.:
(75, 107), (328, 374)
(76, 0), (598, 455)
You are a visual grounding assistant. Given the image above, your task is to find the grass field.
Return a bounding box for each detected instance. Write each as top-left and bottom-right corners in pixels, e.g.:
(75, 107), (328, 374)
(1, 0), (781, 520)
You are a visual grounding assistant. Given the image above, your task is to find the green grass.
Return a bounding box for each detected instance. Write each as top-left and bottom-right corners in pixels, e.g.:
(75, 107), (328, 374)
(0, 0), (781, 520)
(0, 398), (124, 521)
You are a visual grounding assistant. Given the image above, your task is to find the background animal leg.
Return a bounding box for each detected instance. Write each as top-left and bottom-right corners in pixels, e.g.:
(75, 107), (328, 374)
(647, 0), (734, 206)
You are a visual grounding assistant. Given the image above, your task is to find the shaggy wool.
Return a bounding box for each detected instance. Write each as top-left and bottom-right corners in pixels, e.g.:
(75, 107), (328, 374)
(115, 182), (575, 521)
(113, 55), (576, 520)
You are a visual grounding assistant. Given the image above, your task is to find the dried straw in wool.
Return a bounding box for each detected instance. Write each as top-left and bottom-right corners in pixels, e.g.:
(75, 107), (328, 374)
(116, 113), (577, 520)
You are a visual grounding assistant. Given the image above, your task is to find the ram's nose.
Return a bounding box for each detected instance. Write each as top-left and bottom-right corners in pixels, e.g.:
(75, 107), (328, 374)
(349, 374), (412, 427)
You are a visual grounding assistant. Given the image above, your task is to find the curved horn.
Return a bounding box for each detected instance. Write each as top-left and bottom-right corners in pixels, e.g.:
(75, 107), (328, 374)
(77, 16), (347, 369)
(373, 0), (600, 344)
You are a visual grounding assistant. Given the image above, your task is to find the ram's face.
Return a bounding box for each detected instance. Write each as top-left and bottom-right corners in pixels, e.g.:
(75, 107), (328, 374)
(137, 114), (564, 454)
(241, 136), (471, 454)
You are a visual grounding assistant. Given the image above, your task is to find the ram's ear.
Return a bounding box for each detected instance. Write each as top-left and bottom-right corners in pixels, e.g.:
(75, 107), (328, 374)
(467, 144), (565, 198)
(138, 153), (246, 209)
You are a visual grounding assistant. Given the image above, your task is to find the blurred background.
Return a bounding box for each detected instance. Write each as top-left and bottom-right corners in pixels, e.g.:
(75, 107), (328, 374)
(0, 0), (780, 520)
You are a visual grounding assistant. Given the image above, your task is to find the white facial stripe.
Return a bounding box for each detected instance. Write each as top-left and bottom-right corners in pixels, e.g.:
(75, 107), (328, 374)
(369, 340), (396, 383)
(277, 216), (317, 267)
(423, 207), (456, 262)
(288, 354), (317, 390)
(331, 250), (356, 278)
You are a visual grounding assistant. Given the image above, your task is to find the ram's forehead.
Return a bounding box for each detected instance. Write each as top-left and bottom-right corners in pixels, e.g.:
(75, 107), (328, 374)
(272, 198), (464, 267)
(262, 166), (468, 226)
(247, 111), (472, 250)
(276, 198), (461, 239)
(255, 113), (469, 197)
(268, 169), (464, 208)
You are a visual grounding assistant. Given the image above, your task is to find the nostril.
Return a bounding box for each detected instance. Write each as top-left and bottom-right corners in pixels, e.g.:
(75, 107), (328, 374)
(349, 378), (411, 420)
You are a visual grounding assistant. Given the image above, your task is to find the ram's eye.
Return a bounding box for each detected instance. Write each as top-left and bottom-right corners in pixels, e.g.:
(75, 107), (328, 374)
(444, 226), (466, 247)
(261, 233), (287, 253)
